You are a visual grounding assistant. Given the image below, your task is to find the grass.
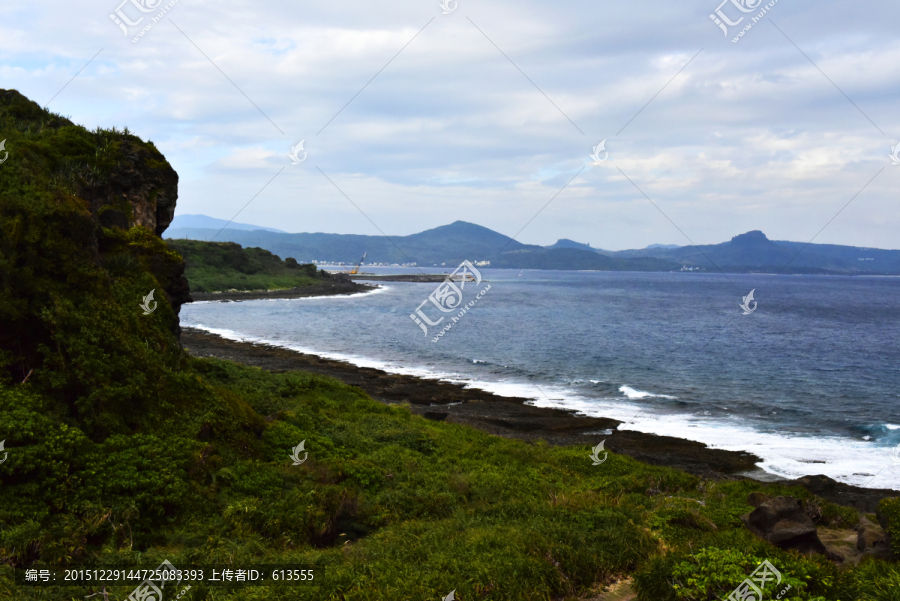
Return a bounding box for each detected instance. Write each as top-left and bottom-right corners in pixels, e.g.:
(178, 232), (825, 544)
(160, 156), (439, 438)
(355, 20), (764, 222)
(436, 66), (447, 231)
(3, 357), (899, 600)
(166, 239), (329, 293)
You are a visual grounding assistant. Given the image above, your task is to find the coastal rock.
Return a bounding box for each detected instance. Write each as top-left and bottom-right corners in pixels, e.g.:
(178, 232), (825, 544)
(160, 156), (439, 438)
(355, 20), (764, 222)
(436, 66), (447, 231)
(857, 516), (890, 558)
(741, 496), (829, 556)
(76, 139), (178, 237)
(747, 492), (771, 508)
(786, 475), (896, 513)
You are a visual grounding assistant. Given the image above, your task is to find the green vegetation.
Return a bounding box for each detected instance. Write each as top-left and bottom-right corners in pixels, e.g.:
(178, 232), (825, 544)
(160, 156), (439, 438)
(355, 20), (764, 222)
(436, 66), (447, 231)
(879, 498), (900, 557)
(166, 239), (330, 293)
(2, 88), (899, 600)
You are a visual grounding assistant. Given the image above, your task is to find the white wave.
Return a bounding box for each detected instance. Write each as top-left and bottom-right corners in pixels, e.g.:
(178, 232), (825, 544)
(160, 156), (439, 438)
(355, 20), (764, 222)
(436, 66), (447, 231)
(188, 285), (388, 304)
(619, 385), (677, 400)
(183, 323), (899, 490)
(528, 395), (900, 489)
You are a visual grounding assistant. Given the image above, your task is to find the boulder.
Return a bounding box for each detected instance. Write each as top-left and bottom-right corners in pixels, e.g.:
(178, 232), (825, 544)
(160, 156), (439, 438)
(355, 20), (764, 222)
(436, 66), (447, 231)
(747, 492), (772, 508)
(742, 496), (829, 556)
(857, 516), (890, 558)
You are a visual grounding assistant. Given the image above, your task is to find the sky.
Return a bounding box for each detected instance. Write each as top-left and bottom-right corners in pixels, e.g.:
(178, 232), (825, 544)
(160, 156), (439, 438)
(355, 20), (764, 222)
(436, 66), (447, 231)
(1, 0), (898, 250)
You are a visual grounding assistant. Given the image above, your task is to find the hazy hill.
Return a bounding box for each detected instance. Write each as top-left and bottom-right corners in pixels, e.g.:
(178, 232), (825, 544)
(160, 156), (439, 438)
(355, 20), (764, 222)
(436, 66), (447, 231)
(169, 213), (287, 233)
(165, 220), (543, 266)
(612, 230), (900, 274)
(545, 239), (604, 252)
(165, 217), (900, 274)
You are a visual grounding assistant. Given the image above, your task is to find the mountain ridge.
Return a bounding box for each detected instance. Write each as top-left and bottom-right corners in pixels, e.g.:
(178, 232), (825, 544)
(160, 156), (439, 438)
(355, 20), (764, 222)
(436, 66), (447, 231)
(164, 216), (900, 274)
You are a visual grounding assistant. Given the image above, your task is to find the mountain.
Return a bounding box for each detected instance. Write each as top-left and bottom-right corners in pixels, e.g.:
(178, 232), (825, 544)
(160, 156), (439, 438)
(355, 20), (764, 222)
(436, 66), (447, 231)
(168, 213), (287, 233)
(165, 220), (541, 266)
(545, 239), (605, 252)
(611, 230), (900, 274)
(164, 220), (679, 271)
(165, 216), (900, 274)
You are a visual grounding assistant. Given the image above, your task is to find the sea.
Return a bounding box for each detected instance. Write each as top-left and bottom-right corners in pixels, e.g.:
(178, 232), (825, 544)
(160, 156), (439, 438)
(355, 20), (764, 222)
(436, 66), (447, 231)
(181, 267), (900, 490)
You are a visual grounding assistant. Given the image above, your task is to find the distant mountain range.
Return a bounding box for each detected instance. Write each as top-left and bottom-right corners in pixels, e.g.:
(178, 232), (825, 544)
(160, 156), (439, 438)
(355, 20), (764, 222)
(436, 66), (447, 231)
(164, 215), (900, 274)
(170, 214), (287, 233)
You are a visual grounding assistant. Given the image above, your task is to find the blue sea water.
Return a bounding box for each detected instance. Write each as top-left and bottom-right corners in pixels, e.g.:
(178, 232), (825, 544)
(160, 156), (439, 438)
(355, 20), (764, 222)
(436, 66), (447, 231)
(181, 268), (900, 489)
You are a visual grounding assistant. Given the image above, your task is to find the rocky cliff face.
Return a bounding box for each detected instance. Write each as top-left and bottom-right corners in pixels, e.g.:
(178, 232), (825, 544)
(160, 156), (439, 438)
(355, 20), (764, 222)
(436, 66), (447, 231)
(2, 89), (189, 338)
(0, 88), (192, 394)
(77, 138), (179, 237)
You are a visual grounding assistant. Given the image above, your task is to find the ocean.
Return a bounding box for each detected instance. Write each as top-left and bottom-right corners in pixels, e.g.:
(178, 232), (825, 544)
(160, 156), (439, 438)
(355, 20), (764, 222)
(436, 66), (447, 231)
(181, 268), (900, 489)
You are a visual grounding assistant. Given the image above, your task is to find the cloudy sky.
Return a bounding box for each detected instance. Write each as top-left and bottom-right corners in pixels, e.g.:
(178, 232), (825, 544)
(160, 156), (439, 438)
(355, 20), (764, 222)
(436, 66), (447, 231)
(2, 0), (898, 250)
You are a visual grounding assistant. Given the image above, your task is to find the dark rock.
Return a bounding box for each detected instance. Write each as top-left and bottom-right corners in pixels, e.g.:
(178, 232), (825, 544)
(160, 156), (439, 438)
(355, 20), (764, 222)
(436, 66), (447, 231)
(782, 475), (897, 513)
(145, 251), (192, 339)
(422, 412), (448, 421)
(180, 327), (762, 480)
(742, 496), (829, 556)
(76, 139), (178, 237)
(99, 209), (129, 230)
(747, 492), (771, 508)
(858, 516), (891, 558)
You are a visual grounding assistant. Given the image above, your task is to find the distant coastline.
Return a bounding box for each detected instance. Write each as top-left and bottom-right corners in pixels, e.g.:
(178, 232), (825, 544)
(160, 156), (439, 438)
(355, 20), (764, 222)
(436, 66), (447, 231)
(165, 217), (900, 275)
(188, 280), (376, 302)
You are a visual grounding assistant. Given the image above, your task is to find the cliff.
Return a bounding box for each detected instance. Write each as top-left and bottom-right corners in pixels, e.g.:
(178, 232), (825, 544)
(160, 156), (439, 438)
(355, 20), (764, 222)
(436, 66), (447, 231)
(0, 89), (190, 434)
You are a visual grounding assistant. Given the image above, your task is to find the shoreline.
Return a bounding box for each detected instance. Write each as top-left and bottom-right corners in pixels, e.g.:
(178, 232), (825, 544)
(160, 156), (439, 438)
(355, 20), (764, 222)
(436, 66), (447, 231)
(181, 326), (897, 512)
(188, 279), (376, 302)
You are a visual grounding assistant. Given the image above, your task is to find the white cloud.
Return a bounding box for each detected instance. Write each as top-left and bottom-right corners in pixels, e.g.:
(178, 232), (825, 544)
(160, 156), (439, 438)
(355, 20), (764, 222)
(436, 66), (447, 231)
(1, 0), (898, 249)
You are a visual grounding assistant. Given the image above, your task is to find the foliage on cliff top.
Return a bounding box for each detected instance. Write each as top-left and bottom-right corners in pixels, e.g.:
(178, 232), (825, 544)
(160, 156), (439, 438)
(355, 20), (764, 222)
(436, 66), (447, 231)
(166, 239), (330, 293)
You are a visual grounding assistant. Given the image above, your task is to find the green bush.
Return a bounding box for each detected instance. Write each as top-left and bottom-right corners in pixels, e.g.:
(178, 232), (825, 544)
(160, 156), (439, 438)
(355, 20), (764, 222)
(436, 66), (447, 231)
(167, 239), (326, 293)
(878, 497), (900, 557)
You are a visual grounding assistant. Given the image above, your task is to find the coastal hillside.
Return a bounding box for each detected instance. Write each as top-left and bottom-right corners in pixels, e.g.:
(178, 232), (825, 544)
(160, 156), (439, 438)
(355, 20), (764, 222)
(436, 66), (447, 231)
(167, 239), (335, 293)
(165, 220), (682, 271)
(611, 230), (900, 273)
(3, 89), (900, 600)
(166, 217), (900, 274)
(165, 220), (543, 266)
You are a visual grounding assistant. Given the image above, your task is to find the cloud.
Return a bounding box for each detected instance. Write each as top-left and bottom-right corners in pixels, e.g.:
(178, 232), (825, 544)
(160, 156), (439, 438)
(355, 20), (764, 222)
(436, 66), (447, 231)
(2, 0), (898, 249)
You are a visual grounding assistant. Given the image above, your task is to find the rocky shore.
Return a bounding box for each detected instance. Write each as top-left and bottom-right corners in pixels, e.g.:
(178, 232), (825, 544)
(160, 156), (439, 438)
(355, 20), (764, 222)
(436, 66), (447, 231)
(188, 278), (376, 302)
(181, 327), (897, 511)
